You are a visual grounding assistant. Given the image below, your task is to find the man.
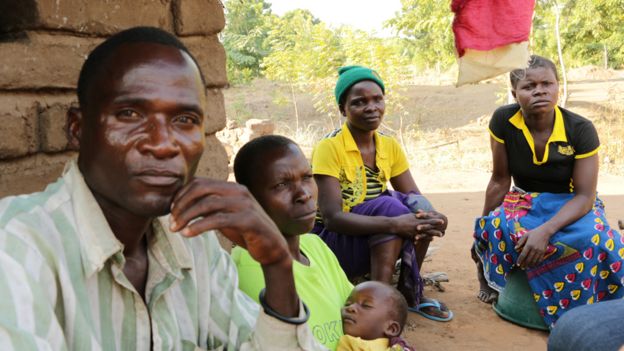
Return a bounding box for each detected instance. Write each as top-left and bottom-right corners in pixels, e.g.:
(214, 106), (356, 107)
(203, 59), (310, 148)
(0, 27), (320, 350)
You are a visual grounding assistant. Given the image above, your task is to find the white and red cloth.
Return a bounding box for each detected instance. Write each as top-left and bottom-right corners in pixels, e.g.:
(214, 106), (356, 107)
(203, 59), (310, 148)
(452, 0), (535, 86)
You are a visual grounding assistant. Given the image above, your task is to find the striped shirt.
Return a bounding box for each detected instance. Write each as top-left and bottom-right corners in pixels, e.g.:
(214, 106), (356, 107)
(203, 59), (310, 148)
(0, 161), (320, 351)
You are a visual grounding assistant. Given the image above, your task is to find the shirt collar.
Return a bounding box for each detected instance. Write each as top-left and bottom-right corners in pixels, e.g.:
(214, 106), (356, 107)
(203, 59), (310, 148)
(63, 161), (192, 278)
(508, 106), (567, 142)
(508, 106), (567, 165)
(340, 122), (387, 159)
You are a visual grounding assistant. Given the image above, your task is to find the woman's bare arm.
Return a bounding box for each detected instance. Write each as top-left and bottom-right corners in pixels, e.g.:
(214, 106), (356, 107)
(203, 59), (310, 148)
(314, 174), (440, 238)
(482, 137), (512, 216)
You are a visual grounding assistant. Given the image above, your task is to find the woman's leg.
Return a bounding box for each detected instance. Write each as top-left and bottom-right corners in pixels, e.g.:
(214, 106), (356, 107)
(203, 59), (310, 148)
(370, 237), (403, 283)
(471, 244), (498, 303)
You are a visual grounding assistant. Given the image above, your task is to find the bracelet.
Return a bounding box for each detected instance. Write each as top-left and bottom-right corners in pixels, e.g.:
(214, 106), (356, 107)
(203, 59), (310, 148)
(258, 288), (310, 325)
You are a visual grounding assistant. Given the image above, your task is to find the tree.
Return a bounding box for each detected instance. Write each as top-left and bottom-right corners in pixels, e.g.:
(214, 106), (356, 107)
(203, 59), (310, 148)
(385, 0), (456, 72)
(221, 0), (274, 84)
(262, 10), (344, 131)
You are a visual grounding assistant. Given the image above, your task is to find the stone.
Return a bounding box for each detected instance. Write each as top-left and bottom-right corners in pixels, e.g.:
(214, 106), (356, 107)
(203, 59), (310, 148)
(174, 0), (225, 36)
(204, 88), (226, 134)
(182, 35), (228, 88)
(196, 133), (229, 180)
(0, 32), (100, 90)
(0, 152), (75, 197)
(245, 118), (275, 134)
(0, 94), (39, 159)
(39, 102), (74, 152)
(0, 0), (173, 35)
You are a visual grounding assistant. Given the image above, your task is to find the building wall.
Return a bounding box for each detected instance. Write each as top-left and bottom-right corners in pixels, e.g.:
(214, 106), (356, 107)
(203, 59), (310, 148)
(0, 0), (229, 197)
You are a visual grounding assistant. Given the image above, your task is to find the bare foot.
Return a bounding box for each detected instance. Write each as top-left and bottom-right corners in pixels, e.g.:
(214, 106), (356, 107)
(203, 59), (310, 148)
(471, 246), (498, 304)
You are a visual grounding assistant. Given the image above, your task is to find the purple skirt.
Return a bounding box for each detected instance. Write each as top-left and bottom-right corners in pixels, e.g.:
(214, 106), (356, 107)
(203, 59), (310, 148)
(312, 191), (426, 306)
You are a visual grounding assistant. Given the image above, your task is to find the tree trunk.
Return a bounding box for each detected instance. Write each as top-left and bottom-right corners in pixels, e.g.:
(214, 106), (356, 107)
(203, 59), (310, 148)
(553, 1), (568, 107)
(603, 43), (609, 69)
(290, 83), (299, 133)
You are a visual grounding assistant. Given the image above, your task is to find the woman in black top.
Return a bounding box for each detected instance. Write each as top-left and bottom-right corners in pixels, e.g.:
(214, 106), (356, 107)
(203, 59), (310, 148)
(472, 55), (623, 328)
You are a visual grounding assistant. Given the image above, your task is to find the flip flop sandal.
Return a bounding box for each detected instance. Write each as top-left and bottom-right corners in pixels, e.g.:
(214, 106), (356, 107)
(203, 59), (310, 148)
(408, 299), (454, 322)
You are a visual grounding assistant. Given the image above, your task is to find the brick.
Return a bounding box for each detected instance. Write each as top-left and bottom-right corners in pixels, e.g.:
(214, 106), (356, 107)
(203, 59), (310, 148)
(0, 152), (75, 197)
(173, 0), (225, 36)
(182, 35), (228, 88)
(0, 33), (100, 90)
(0, 0), (173, 35)
(0, 94), (39, 159)
(39, 99), (76, 152)
(205, 88), (226, 134)
(195, 133), (228, 180)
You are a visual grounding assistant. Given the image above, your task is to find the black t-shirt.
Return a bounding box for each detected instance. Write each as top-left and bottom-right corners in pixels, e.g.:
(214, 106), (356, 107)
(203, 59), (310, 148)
(489, 104), (600, 193)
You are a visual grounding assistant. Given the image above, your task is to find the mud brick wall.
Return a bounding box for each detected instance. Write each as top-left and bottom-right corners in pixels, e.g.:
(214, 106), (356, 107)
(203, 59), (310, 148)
(0, 0), (229, 197)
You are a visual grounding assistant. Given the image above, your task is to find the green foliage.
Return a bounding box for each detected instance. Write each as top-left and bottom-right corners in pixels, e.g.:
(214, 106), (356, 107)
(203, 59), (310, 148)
(222, 0), (274, 84)
(533, 0), (624, 68)
(384, 0), (456, 70)
(262, 9), (343, 83)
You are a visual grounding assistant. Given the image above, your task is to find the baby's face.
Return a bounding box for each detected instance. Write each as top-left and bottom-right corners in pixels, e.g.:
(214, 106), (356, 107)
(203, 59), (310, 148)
(341, 282), (395, 340)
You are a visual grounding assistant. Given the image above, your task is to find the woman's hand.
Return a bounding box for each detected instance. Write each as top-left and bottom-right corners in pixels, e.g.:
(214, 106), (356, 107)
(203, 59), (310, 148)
(392, 212), (445, 239)
(515, 226), (552, 268)
(415, 210), (448, 239)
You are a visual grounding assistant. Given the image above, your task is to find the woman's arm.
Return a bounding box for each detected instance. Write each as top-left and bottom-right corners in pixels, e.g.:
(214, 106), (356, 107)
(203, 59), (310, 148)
(390, 170), (447, 237)
(516, 154), (599, 268)
(315, 174), (439, 238)
(482, 137), (512, 216)
(389, 169), (420, 194)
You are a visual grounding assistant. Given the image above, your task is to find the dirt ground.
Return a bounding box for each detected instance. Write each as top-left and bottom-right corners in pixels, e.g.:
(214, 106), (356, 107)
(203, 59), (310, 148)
(403, 191), (623, 351)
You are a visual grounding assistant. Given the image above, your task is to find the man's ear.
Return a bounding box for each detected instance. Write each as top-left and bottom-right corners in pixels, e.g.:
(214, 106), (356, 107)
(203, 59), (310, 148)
(67, 106), (82, 151)
(511, 89), (517, 101)
(339, 104), (346, 117)
(383, 320), (401, 338)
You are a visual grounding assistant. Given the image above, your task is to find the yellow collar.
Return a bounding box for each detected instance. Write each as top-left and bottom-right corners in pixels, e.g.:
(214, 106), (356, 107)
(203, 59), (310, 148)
(508, 106), (567, 165)
(341, 122), (387, 160)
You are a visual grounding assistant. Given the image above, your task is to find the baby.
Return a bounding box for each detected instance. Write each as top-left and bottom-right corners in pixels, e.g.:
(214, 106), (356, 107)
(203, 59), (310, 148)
(338, 281), (415, 351)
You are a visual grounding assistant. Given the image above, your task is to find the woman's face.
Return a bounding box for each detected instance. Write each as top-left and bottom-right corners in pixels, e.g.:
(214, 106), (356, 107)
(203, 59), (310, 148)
(341, 80), (385, 132)
(512, 66), (559, 116)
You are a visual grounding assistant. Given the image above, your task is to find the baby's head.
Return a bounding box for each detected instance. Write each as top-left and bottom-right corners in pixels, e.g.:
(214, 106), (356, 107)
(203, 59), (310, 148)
(341, 281), (408, 340)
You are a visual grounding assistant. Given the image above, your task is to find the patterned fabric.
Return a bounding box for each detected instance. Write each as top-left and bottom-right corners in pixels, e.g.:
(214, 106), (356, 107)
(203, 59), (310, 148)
(312, 123), (410, 213)
(232, 234), (353, 351)
(474, 189), (624, 328)
(0, 161), (320, 351)
(363, 166), (383, 202)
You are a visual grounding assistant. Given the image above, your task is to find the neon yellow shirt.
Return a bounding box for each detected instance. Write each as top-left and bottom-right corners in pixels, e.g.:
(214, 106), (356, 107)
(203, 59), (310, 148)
(233, 234), (354, 351)
(312, 123), (410, 212)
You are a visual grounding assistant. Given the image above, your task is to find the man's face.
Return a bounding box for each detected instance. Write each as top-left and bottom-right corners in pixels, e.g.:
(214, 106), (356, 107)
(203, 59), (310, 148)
(248, 145), (318, 237)
(76, 42), (206, 218)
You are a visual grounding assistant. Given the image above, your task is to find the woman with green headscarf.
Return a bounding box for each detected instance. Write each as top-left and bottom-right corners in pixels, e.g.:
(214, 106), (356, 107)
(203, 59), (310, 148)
(311, 65), (453, 322)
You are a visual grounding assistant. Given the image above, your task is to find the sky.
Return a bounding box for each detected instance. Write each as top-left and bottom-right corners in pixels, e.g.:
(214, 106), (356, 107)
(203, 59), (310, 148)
(267, 0), (403, 35)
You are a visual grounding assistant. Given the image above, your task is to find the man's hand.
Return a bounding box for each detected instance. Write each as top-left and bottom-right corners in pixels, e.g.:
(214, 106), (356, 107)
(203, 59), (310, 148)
(169, 178), (289, 266)
(515, 226), (551, 268)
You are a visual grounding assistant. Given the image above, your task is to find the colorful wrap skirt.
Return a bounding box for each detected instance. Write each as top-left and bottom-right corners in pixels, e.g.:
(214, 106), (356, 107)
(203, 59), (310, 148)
(474, 189), (624, 327)
(312, 191), (429, 307)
